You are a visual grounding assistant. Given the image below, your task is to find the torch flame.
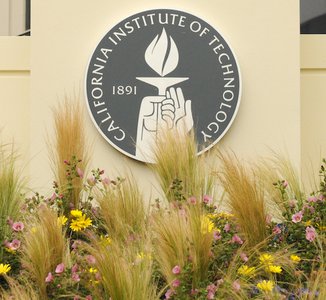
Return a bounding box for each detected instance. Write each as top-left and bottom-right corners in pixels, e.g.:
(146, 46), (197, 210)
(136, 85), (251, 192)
(145, 28), (179, 77)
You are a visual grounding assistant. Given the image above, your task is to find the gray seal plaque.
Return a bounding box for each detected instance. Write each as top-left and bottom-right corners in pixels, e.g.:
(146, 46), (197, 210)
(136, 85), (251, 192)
(85, 9), (241, 163)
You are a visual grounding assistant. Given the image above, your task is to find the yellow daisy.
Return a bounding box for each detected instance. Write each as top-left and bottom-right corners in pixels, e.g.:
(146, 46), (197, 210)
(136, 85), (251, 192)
(237, 265), (256, 277)
(259, 253), (274, 265)
(257, 280), (274, 292)
(266, 265), (282, 274)
(58, 215), (68, 226)
(0, 263), (11, 275)
(290, 254), (301, 263)
(70, 209), (83, 218)
(201, 215), (216, 234)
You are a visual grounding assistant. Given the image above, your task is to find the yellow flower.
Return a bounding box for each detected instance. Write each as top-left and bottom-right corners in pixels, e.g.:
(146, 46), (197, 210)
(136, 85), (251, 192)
(100, 235), (112, 246)
(89, 267), (98, 274)
(77, 214), (92, 229)
(0, 263), (11, 275)
(216, 212), (234, 219)
(70, 214), (92, 231)
(237, 265), (256, 277)
(290, 255), (301, 263)
(257, 280), (274, 292)
(136, 252), (152, 261)
(259, 253), (274, 265)
(58, 215), (68, 226)
(70, 219), (83, 232)
(266, 265), (282, 274)
(201, 215), (215, 234)
(207, 213), (218, 220)
(70, 209), (83, 218)
(304, 220), (312, 226)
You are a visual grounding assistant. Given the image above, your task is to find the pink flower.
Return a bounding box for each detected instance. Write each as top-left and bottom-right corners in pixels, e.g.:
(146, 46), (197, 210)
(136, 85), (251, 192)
(76, 168), (84, 178)
(85, 296), (92, 300)
(213, 231), (221, 241)
(232, 280), (241, 291)
(71, 264), (79, 273)
(288, 199), (298, 208)
(291, 211), (303, 223)
(102, 177), (111, 186)
(172, 265), (181, 275)
(206, 284), (217, 293)
(207, 291), (215, 300)
(172, 279), (180, 288)
(165, 289), (175, 299)
(50, 192), (57, 201)
(273, 226), (281, 235)
(45, 272), (54, 283)
(12, 221), (24, 232)
(191, 289), (199, 295)
(71, 273), (80, 282)
(317, 194), (325, 202)
(231, 234), (243, 244)
(7, 217), (13, 226)
(265, 214), (272, 224)
(188, 196), (197, 205)
(55, 263), (65, 274)
(206, 284), (217, 299)
(282, 180), (288, 188)
(240, 252), (248, 262)
(73, 296), (80, 300)
(224, 223), (231, 232)
(8, 239), (21, 250)
(306, 226), (317, 242)
(86, 255), (96, 265)
(203, 195), (212, 204)
(307, 196), (317, 203)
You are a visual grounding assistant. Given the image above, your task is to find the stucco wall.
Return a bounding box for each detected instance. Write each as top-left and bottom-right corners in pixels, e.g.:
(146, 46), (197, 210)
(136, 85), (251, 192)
(1, 0), (301, 198)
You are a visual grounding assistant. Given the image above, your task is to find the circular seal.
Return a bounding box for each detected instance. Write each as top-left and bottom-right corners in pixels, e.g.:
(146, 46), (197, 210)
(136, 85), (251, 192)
(85, 9), (241, 163)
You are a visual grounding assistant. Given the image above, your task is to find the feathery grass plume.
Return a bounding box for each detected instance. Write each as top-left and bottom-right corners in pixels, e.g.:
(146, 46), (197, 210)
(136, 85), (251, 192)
(20, 206), (69, 299)
(216, 151), (268, 248)
(0, 276), (39, 300)
(48, 95), (89, 212)
(299, 266), (326, 300)
(0, 143), (24, 260)
(152, 204), (214, 287)
(256, 152), (305, 218)
(151, 129), (214, 202)
(152, 207), (189, 285)
(187, 205), (214, 285)
(98, 176), (146, 242)
(87, 234), (158, 300)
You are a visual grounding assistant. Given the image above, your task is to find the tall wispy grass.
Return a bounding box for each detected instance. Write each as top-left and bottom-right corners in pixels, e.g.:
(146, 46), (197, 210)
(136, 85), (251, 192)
(152, 204), (213, 287)
(0, 143), (24, 260)
(97, 176), (146, 242)
(88, 234), (158, 300)
(0, 276), (39, 300)
(151, 129), (214, 202)
(20, 206), (69, 299)
(48, 95), (89, 211)
(216, 151), (268, 247)
(256, 152), (305, 219)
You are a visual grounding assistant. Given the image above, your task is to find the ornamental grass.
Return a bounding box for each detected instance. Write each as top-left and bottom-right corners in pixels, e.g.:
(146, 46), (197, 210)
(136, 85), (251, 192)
(0, 143), (24, 261)
(48, 95), (90, 213)
(20, 206), (69, 299)
(0, 116), (325, 299)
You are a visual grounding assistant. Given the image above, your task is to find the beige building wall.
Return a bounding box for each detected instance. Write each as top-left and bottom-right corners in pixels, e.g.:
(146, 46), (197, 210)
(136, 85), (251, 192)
(29, 0), (300, 197)
(0, 37), (30, 174)
(301, 36), (326, 190)
(1, 1), (301, 199)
